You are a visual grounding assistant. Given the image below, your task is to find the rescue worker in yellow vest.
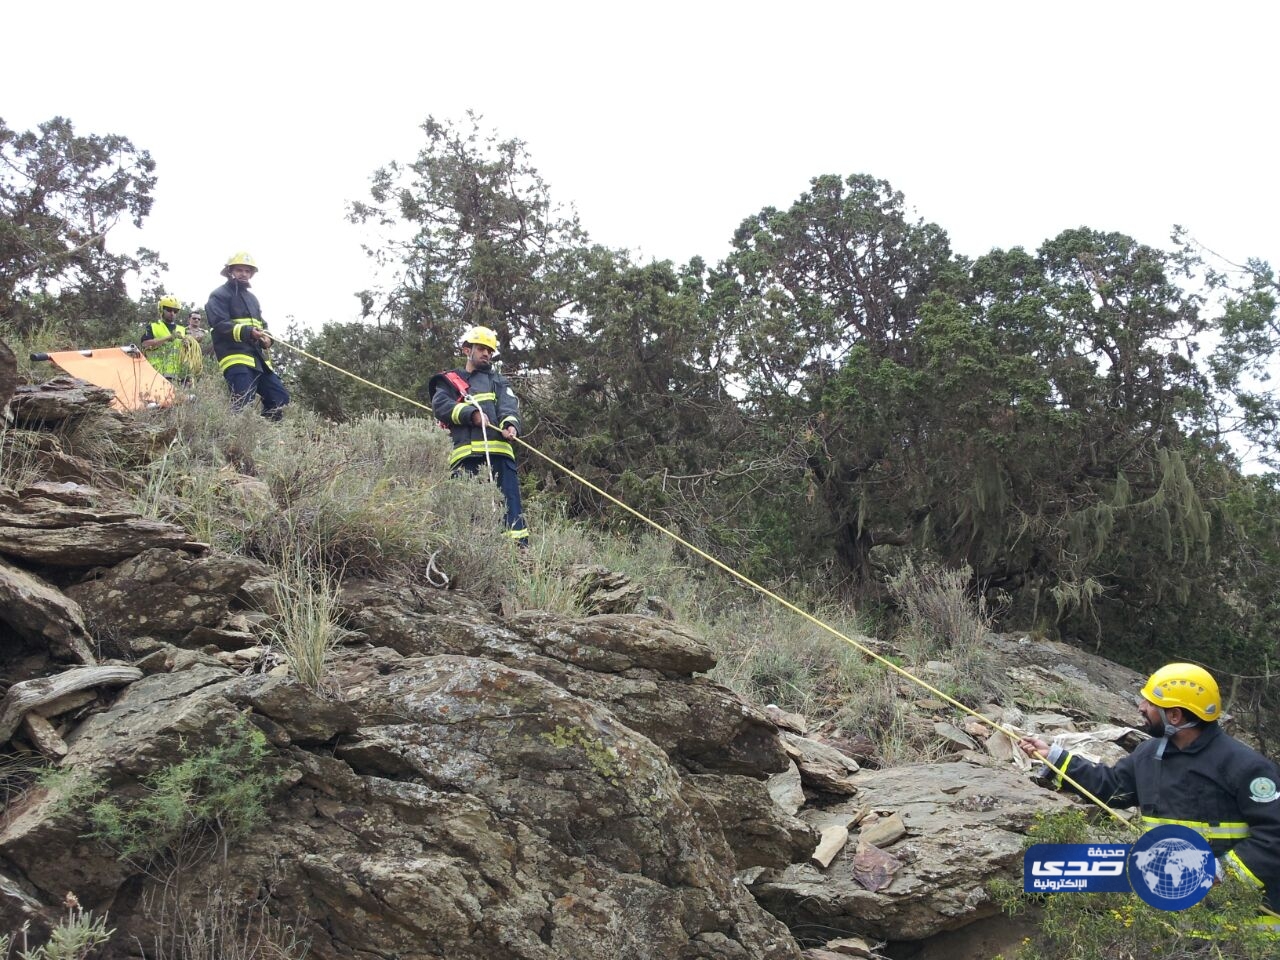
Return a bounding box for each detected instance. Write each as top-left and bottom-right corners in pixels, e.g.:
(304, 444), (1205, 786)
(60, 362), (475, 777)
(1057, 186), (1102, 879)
(1020, 663), (1280, 928)
(141, 295), (205, 383)
(428, 325), (528, 546)
(205, 252), (289, 421)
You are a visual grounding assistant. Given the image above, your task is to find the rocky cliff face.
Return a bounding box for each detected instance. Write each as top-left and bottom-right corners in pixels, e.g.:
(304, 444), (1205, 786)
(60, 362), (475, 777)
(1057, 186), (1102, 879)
(0, 368), (1161, 960)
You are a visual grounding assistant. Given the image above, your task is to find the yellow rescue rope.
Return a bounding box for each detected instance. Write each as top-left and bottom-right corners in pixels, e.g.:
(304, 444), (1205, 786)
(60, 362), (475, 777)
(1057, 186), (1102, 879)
(271, 336), (1140, 828)
(176, 335), (204, 376)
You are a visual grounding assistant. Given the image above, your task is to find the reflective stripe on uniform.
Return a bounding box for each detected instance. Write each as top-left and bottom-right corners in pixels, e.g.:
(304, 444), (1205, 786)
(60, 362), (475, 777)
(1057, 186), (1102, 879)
(223, 318), (273, 371)
(1140, 815), (1251, 841)
(1049, 752), (1072, 789)
(219, 353), (258, 372)
(1225, 849), (1266, 888)
(448, 441), (515, 465)
(232, 318), (264, 342)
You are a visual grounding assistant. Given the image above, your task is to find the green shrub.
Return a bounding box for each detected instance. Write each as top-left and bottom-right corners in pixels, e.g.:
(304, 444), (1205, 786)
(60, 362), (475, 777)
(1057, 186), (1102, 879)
(265, 540), (342, 695)
(2, 893), (113, 960)
(86, 719), (277, 871)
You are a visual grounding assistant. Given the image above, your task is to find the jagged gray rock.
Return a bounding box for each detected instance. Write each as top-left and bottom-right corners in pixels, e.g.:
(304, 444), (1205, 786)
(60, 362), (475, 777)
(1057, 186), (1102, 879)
(1, 649), (803, 960)
(0, 665), (142, 743)
(568, 563), (647, 614)
(340, 587), (791, 778)
(14, 481), (102, 506)
(780, 732), (860, 794)
(0, 500), (200, 566)
(0, 554), (95, 663)
(750, 761), (1074, 942)
(990, 633), (1145, 726)
(64, 548), (266, 648)
(7, 376), (116, 426)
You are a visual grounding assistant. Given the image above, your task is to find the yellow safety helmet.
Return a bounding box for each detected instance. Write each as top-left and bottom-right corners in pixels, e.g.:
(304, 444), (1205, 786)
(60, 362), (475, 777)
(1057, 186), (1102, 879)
(220, 251), (259, 278)
(157, 295), (182, 316)
(461, 325), (499, 351)
(1141, 663), (1221, 721)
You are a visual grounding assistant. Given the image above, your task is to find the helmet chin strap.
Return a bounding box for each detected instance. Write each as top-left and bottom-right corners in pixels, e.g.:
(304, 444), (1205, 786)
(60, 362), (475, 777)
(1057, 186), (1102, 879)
(1155, 707), (1197, 759)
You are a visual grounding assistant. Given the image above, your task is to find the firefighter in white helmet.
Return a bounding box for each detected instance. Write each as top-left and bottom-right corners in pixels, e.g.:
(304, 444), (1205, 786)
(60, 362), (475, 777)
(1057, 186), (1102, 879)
(205, 252), (289, 420)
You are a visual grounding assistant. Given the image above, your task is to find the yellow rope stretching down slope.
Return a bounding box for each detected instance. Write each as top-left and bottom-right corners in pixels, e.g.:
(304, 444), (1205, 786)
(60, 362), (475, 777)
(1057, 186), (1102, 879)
(270, 336), (1146, 830)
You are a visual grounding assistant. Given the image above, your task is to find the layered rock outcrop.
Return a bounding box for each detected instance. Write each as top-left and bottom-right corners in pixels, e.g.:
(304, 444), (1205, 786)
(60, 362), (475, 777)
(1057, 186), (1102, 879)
(0, 373), (1183, 960)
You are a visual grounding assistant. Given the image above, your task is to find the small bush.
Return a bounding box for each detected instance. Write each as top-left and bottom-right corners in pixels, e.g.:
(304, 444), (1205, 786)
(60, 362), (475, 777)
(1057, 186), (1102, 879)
(887, 558), (1009, 706)
(698, 594), (939, 761)
(86, 719), (277, 872)
(0, 423), (46, 489)
(265, 540), (342, 695)
(0, 750), (50, 811)
(3, 892), (113, 960)
(144, 883), (309, 960)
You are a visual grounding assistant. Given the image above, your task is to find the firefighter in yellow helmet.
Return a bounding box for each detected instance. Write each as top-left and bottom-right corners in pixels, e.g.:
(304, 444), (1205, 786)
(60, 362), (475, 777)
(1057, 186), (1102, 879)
(205, 252), (289, 420)
(427, 326), (528, 545)
(141, 295), (205, 383)
(1020, 663), (1280, 925)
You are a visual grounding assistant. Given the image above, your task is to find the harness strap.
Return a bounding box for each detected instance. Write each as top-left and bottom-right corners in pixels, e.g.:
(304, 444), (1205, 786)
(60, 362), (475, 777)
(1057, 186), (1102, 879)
(443, 371), (472, 398)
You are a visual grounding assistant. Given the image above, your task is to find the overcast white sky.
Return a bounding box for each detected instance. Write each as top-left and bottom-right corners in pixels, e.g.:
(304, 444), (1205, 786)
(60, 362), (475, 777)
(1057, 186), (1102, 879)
(4, 1), (1277, 333)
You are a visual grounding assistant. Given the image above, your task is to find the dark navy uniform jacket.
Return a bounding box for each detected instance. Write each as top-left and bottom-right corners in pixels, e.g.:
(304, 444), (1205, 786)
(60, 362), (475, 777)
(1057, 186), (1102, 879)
(1047, 723), (1280, 909)
(428, 367), (520, 468)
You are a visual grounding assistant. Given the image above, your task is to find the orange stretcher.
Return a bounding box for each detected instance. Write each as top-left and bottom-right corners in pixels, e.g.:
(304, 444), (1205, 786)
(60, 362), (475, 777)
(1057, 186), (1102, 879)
(31, 346), (175, 411)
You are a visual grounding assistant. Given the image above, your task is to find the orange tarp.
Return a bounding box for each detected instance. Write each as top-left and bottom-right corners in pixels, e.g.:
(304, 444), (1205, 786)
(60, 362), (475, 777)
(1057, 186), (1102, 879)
(47, 348), (175, 411)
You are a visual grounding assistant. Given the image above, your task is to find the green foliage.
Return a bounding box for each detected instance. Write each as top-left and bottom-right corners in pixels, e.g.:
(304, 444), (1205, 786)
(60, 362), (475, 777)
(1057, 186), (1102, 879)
(347, 111), (586, 370)
(0, 115), (162, 337)
(265, 539), (342, 695)
(34, 766), (100, 818)
(86, 720), (277, 869)
(997, 810), (1276, 960)
(285, 321), (428, 422)
(710, 201), (1268, 669)
(530, 252), (769, 562)
(2, 894), (114, 960)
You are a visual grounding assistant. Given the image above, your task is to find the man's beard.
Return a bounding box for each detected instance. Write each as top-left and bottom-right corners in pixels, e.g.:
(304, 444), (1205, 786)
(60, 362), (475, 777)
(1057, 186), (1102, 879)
(1143, 713), (1167, 737)
(472, 359), (491, 372)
